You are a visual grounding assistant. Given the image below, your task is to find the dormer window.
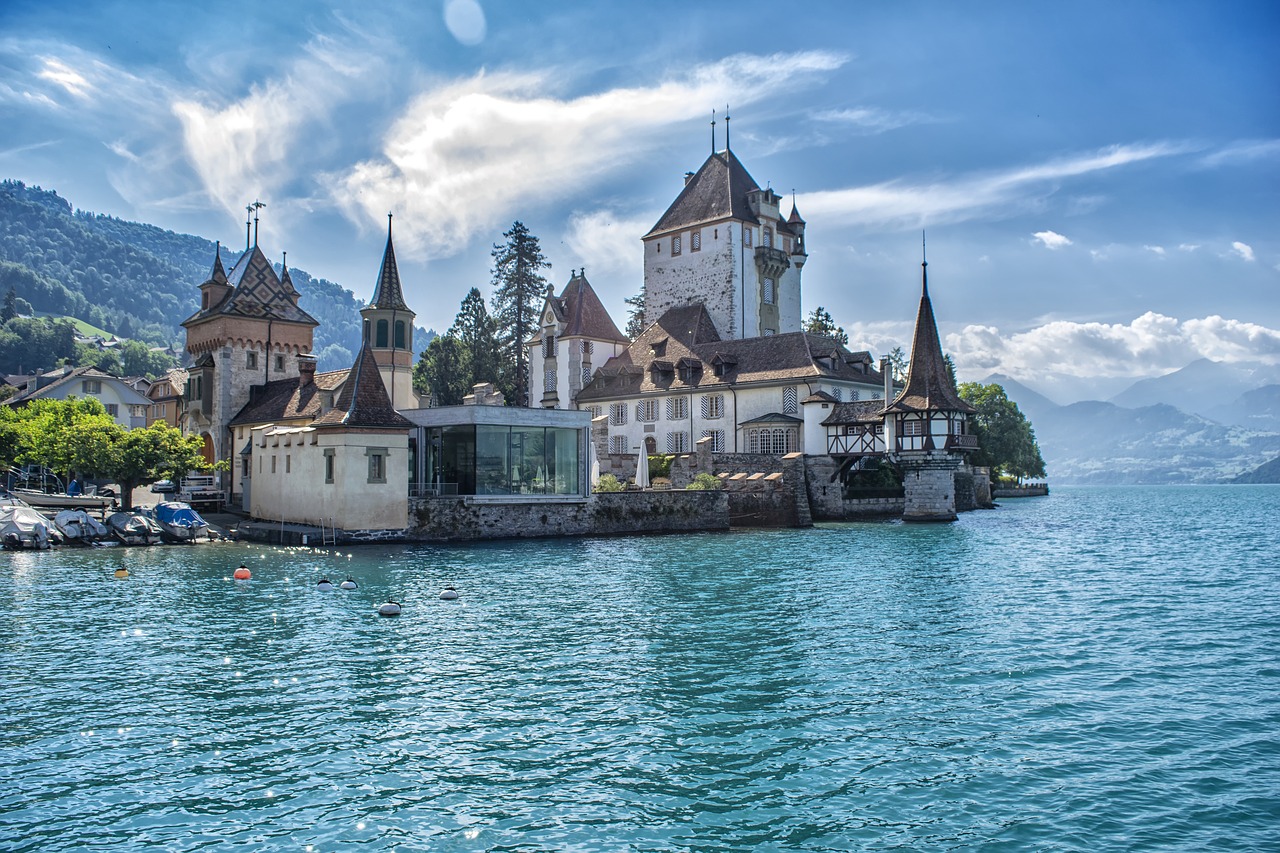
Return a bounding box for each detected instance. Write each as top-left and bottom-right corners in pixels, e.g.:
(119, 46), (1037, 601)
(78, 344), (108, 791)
(650, 337), (668, 358)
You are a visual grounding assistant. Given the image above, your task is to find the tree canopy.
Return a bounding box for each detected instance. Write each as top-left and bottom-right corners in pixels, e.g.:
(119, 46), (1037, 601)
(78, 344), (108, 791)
(958, 382), (1047, 481)
(804, 307), (848, 346)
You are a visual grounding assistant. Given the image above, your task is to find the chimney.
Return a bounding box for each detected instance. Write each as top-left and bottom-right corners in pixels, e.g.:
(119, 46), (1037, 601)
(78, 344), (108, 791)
(297, 354), (317, 388)
(881, 356), (893, 403)
(684, 171), (695, 185)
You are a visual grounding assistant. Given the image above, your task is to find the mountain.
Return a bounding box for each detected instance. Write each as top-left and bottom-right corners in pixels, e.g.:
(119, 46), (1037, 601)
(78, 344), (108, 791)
(977, 373), (1280, 484)
(0, 180), (432, 372)
(1232, 455), (1280, 484)
(1108, 359), (1280, 419)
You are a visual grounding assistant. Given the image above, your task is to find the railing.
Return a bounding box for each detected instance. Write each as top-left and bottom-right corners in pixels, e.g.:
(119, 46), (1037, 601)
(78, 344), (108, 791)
(827, 431), (883, 455)
(410, 483), (460, 498)
(946, 434), (979, 451)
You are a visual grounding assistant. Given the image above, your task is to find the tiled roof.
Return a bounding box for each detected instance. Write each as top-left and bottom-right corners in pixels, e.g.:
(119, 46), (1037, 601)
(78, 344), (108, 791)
(312, 340), (412, 429)
(540, 272), (627, 343)
(822, 400), (885, 426)
(207, 244), (228, 285)
(576, 304), (887, 401)
(181, 245), (319, 328)
(368, 225), (410, 311)
(646, 150), (763, 237)
(884, 263), (976, 415)
(4, 366), (151, 407)
(229, 369), (349, 426)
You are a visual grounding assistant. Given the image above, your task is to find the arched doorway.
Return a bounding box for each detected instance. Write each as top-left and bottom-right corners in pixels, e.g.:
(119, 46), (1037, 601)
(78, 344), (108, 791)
(644, 436), (657, 454)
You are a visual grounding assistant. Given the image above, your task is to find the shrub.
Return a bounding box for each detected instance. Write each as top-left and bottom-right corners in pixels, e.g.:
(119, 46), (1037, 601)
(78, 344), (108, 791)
(648, 453), (674, 481)
(686, 472), (722, 491)
(594, 474), (623, 493)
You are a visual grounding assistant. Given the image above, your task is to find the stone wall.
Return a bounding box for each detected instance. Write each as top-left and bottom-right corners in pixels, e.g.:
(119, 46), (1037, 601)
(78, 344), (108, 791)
(407, 490), (728, 542)
(802, 456), (905, 519)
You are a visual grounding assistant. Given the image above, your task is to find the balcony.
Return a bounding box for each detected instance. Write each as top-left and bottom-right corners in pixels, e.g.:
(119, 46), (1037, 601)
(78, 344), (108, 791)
(946, 434), (979, 452)
(754, 246), (791, 279)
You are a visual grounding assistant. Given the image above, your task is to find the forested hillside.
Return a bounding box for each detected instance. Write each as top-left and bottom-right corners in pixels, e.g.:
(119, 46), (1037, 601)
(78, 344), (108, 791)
(0, 180), (430, 372)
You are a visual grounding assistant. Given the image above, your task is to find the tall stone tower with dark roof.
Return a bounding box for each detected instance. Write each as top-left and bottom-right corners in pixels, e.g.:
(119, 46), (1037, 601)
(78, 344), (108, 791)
(882, 259), (979, 522)
(181, 242), (318, 470)
(359, 218), (419, 409)
(643, 147), (807, 341)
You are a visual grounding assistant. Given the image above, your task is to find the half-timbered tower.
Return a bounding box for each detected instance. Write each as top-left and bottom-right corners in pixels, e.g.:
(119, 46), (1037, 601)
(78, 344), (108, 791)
(883, 258), (978, 521)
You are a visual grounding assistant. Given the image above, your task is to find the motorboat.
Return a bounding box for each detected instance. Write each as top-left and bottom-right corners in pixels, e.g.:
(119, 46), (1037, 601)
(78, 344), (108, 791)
(53, 509), (110, 545)
(11, 488), (114, 512)
(148, 501), (209, 543)
(0, 503), (56, 550)
(106, 511), (165, 546)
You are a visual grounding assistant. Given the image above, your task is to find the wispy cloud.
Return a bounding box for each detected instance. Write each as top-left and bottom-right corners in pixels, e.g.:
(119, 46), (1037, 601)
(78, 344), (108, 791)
(812, 106), (936, 134)
(332, 50), (848, 256)
(1200, 138), (1280, 168)
(35, 57), (92, 100)
(1144, 245), (1165, 256)
(802, 142), (1189, 230)
(1033, 230), (1072, 249)
(1231, 241), (1255, 262)
(948, 312), (1280, 381)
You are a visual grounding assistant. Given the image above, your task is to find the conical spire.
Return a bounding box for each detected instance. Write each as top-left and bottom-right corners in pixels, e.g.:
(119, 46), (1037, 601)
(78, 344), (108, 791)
(313, 336), (411, 429)
(280, 250), (298, 295)
(885, 258), (975, 415)
(370, 214), (410, 311)
(207, 242), (228, 285)
(787, 200), (805, 224)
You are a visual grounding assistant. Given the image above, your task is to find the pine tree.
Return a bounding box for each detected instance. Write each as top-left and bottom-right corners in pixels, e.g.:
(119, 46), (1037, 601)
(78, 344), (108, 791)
(489, 222), (550, 406)
(449, 287), (504, 394)
(803, 306), (848, 346)
(2, 287), (17, 323)
(624, 288), (646, 339)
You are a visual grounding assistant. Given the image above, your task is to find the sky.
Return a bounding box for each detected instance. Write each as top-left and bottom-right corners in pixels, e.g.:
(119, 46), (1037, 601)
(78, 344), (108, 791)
(0, 0), (1276, 402)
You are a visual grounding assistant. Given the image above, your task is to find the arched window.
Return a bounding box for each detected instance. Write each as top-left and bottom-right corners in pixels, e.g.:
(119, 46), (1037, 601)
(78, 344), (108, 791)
(394, 320), (407, 349)
(375, 319), (389, 348)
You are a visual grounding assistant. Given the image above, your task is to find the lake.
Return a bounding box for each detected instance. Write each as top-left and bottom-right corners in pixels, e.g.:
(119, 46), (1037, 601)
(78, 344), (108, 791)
(2, 485), (1277, 851)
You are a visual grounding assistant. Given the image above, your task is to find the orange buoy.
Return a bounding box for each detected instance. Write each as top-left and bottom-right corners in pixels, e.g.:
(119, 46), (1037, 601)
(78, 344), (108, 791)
(233, 565), (251, 580)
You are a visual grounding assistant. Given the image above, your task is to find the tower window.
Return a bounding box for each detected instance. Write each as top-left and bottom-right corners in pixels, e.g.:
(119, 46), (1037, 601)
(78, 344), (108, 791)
(274, 355), (284, 372)
(691, 231), (701, 252)
(246, 351), (258, 369)
(394, 320), (406, 349)
(763, 277), (775, 305)
(672, 235), (682, 256)
(764, 228), (773, 248)
(376, 319), (389, 348)
(743, 228), (752, 247)
(543, 333), (556, 358)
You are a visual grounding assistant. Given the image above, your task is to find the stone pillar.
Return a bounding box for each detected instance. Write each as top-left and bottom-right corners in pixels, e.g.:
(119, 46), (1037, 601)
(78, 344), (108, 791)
(898, 453), (962, 522)
(695, 434), (713, 473)
(591, 415), (612, 476)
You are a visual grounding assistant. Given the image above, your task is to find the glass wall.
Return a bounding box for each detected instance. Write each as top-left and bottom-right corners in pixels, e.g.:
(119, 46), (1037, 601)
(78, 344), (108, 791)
(417, 424), (582, 497)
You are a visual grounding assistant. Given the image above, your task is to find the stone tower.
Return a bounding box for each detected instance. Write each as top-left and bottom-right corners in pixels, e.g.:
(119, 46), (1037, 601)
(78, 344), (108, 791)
(642, 145), (806, 340)
(359, 217), (419, 410)
(882, 258), (979, 522)
(181, 242), (318, 471)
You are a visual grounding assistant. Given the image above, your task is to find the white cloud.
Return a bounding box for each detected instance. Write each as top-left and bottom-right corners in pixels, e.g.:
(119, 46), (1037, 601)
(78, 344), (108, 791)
(563, 209), (652, 278)
(35, 57), (92, 100)
(332, 50), (847, 256)
(1178, 243), (1200, 252)
(1231, 241), (1255, 262)
(802, 142), (1188, 231)
(1143, 245), (1165, 256)
(1200, 138), (1280, 167)
(947, 312), (1280, 382)
(812, 106), (935, 134)
(1033, 230), (1072, 249)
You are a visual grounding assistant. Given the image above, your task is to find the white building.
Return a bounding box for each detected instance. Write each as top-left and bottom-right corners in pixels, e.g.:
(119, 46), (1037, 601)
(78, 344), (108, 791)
(527, 270), (630, 410)
(4, 365), (152, 428)
(642, 147), (806, 341)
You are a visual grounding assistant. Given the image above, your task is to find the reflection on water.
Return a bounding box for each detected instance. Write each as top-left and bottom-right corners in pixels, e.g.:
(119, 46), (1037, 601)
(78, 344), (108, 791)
(1, 486), (1278, 850)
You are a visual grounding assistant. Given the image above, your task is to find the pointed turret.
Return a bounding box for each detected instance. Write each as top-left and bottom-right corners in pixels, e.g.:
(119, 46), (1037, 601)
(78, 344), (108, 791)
(195, 242), (233, 316)
(280, 252), (298, 297)
(360, 215), (418, 408)
(885, 260), (975, 415)
(313, 337), (412, 430)
(208, 242), (228, 285)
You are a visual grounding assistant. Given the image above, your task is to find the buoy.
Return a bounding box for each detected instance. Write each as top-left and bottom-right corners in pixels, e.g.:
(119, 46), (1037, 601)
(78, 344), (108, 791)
(378, 600), (402, 617)
(439, 585), (459, 601)
(233, 565), (251, 580)
(114, 568), (129, 579)
(317, 578), (334, 591)
(339, 577), (357, 590)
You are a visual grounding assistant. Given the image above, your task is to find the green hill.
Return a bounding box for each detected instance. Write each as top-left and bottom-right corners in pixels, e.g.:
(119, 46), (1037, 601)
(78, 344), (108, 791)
(0, 180), (432, 372)
(1232, 455), (1280, 484)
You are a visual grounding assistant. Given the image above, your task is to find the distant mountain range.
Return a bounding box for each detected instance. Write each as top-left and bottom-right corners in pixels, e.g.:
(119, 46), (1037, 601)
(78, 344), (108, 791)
(987, 363), (1280, 484)
(0, 180), (434, 372)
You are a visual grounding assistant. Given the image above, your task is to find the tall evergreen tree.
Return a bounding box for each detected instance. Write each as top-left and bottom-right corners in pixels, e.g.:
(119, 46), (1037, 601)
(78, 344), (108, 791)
(489, 222), (550, 406)
(449, 287), (505, 395)
(415, 335), (471, 407)
(624, 288), (646, 339)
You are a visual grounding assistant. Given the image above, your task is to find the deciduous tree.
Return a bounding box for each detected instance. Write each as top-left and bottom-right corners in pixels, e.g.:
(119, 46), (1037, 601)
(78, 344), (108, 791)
(958, 382), (1047, 481)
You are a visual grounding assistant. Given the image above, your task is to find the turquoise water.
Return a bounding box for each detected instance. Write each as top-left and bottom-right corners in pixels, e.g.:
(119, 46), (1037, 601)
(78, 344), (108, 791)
(2, 486), (1278, 851)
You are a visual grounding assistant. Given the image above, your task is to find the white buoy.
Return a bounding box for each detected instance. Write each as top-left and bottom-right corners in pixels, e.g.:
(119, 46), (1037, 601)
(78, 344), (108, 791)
(439, 585), (459, 601)
(378, 600), (402, 617)
(339, 577), (357, 590)
(317, 578), (334, 592)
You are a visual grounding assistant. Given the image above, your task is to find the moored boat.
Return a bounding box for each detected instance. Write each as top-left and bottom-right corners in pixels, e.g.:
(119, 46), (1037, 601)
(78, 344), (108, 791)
(149, 501), (209, 543)
(0, 503), (56, 550)
(53, 509), (110, 545)
(106, 511), (165, 546)
(11, 489), (114, 512)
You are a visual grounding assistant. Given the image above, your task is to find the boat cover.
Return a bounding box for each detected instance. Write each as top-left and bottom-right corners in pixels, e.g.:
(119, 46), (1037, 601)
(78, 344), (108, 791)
(154, 502), (208, 528)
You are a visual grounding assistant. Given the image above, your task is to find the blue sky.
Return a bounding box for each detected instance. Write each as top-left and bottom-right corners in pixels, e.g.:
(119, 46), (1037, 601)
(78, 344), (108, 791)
(1, 0), (1276, 401)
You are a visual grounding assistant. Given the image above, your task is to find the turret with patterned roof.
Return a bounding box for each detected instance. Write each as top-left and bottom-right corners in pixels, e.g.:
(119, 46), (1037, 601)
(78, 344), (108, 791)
(360, 215), (419, 409)
(642, 137), (806, 341)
